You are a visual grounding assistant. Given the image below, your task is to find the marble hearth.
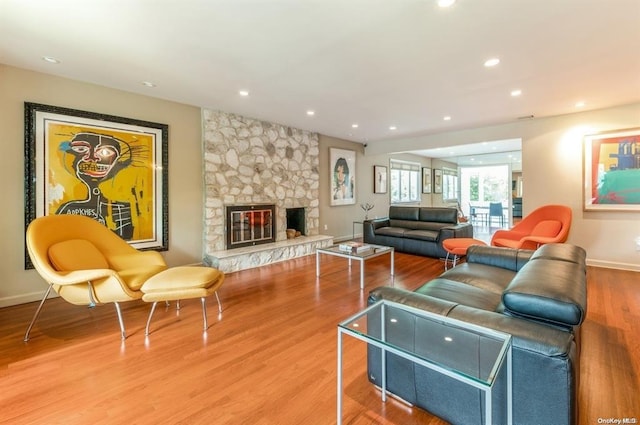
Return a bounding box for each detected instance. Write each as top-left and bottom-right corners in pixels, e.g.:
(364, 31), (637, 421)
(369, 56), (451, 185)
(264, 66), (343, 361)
(205, 235), (333, 273)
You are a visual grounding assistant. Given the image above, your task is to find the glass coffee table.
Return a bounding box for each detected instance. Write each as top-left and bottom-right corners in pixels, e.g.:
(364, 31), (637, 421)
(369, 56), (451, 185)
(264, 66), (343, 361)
(337, 300), (512, 425)
(316, 244), (394, 290)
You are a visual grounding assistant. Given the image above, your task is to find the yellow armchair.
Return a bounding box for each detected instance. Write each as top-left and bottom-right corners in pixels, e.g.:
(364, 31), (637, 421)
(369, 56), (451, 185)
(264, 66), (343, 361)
(25, 214), (168, 340)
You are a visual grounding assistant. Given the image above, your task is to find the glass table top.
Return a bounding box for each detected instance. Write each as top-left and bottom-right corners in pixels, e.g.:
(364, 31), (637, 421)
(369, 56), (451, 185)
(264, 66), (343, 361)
(338, 299), (511, 386)
(317, 244), (392, 259)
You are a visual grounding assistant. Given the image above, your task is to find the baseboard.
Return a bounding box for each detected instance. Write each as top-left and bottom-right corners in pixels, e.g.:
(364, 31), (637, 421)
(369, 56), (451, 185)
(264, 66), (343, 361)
(586, 259), (640, 272)
(0, 290), (58, 308)
(335, 233), (362, 242)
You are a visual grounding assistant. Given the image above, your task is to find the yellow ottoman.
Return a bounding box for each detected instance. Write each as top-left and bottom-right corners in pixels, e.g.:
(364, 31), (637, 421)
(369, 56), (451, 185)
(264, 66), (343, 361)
(141, 266), (225, 335)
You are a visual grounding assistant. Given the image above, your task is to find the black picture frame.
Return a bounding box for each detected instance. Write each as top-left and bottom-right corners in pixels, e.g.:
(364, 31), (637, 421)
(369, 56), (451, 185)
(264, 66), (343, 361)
(24, 102), (169, 268)
(373, 165), (388, 194)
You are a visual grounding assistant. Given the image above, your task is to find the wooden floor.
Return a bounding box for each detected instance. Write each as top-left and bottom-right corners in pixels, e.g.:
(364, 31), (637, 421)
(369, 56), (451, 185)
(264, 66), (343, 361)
(0, 253), (638, 424)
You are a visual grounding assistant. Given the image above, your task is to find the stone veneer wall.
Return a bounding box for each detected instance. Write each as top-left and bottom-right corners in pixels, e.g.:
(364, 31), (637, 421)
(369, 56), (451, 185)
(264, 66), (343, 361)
(202, 109), (320, 255)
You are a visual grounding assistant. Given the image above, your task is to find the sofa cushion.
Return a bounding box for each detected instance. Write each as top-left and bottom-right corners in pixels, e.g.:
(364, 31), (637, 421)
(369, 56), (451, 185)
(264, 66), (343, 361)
(403, 229), (439, 242)
(415, 278), (503, 311)
(418, 207), (457, 224)
(439, 262), (516, 295)
(502, 258), (586, 326)
(390, 219), (451, 232)
(48, 239), (109, 271)
(531, 220), (562, 237)
(389, 219), (421, 229)
(389, 206), (419, 221)
(530, 243), (587, 265)
(375, 227), (407, 237)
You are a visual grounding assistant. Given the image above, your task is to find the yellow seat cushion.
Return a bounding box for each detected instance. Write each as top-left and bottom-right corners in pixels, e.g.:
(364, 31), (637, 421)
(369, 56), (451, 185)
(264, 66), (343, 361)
(118, 265), (169, 291)
(140, 266), (225, 302)
(48, 239), (109, 271)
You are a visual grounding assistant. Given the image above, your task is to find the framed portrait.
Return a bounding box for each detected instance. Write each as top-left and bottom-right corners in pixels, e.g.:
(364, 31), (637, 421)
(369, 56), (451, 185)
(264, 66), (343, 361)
(24, 102), (169, 267)
(583, 127), (640, 211)
(373, 165), (387, 194)
(433, 169), (443, 194)
(422, 167), (432, 193)
(330, 148), (356, 206)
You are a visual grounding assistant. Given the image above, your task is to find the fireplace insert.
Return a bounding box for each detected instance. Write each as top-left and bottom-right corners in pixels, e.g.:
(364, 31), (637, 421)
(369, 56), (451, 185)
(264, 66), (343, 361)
(225, 204), (276, 249)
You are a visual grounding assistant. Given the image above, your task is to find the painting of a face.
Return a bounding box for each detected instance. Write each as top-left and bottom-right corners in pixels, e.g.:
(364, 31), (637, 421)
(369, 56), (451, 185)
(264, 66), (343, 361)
(64, 133), (125, 181)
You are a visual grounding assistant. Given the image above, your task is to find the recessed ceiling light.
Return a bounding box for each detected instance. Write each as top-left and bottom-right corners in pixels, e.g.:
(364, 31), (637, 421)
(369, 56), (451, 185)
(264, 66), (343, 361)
(306, 110), (315, 116)
(443, 116), (452, 121)
(484, 58), (500, 67)
(352, 124), (359, 128)
(437, 0), (456, 7)
(575, 101), (586, 108)
(511, 89), (522, 97)
(389, 126), (397, 130)
(42, 56), (60, 64)
(141, 81), (156, 88)
(239, 90), (249, 97)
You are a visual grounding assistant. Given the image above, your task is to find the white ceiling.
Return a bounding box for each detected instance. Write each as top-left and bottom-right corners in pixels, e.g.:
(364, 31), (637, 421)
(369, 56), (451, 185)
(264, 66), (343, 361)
(1, 0), (639, 153)
(410, 138), (522, 170)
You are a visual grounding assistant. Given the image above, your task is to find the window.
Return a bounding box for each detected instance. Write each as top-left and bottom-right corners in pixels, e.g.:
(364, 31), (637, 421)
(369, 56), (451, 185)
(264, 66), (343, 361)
(442, 167), (458, 202)
(390, 159), (420, 203)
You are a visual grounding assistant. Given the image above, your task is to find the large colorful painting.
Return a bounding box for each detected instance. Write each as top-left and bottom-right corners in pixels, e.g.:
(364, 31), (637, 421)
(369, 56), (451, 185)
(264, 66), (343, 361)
(24, 103), (169, 265)
(330, 148), (356, 206)
(583, 127), (640, 211)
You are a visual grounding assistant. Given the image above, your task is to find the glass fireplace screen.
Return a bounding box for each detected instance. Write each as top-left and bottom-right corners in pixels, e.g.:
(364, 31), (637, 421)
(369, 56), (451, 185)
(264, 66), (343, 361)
(226, 205), (276, 249)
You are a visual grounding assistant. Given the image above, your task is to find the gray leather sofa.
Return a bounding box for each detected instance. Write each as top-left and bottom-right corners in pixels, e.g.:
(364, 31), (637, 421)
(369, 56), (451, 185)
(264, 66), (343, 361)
(363, 206), (473, 258)
(367, 243), (587, 425)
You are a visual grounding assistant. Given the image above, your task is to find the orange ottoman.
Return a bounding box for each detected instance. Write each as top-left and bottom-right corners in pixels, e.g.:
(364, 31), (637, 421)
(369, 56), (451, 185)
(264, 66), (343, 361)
(442, 238), (487, 270)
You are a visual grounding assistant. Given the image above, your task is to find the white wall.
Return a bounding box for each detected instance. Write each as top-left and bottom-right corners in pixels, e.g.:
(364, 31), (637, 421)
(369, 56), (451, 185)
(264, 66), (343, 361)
(319, 135), (438, 240)
(366, 102), (640, 270)
(0, 65), (203, 307)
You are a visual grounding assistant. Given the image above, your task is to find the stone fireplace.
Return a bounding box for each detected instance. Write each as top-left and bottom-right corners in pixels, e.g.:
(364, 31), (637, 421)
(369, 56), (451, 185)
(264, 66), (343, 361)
(202, 110), (331, 272)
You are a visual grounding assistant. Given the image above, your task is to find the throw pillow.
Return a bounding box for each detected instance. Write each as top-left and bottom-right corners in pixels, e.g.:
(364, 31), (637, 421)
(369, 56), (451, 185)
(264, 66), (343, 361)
(48, 239), (109, 271)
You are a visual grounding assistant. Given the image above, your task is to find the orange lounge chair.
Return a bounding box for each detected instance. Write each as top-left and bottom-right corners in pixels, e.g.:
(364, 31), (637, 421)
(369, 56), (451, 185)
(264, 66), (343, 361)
(491, 204), (572, 250)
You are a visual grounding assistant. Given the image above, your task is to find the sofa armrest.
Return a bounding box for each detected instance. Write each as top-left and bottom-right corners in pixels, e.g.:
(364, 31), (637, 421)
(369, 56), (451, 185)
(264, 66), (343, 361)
(466, 245), (534, 272)
(502, 258), (587, 327)
(363, 218), (389, 240)
(438, 222), (474, 240)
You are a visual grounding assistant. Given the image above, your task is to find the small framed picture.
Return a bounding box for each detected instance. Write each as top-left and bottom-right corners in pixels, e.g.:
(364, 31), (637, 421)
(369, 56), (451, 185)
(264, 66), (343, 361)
(422, 167), (432, 193)
(373, 165), (387, 194)
(433, 169), (443, 194)
(330, 148), (356, 206)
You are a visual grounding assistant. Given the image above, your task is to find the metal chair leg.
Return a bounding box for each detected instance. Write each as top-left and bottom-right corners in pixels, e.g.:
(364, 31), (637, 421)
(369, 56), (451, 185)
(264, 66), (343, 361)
(201, 297), (208, 330)
(113, 302), (127, 340)
(23, 284), (54, 342)
(145, 302), (158, 336)
(87, 281), (97, 308)
(214, 291), (222, 313)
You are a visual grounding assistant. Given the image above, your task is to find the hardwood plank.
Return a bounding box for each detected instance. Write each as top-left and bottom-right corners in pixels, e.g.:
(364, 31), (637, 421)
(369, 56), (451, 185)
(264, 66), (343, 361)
(0, 253), (637, 424)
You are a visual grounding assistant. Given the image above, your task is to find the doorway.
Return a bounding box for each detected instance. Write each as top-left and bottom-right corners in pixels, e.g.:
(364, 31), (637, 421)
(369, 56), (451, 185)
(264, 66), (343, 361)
(460, 164), (511, 241)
